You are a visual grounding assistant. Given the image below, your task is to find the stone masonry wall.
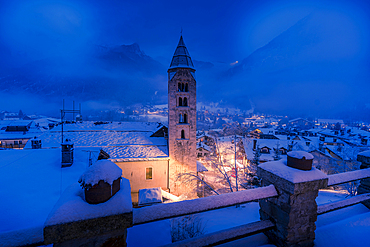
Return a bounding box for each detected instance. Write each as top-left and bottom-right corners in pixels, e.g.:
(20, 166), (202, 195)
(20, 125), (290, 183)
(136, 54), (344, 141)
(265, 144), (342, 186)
(168, 68), (197, 196)
(357, 154), (370, 208)
(44, 212), (133, 247)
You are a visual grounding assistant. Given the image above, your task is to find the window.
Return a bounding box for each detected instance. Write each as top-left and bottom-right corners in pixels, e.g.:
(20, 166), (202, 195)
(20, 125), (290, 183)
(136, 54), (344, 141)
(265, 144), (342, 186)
(178, 83), (187, 92)
(146, 167), (152, 180)
(14, 141), (19, 145)
(178, 97), (183, 106)
(183, 97), (188, 106)
(184, 113), (188, 123)
(181, 130), (185, 139)
(19, 141), (22, 145)
(179, 113), (183, 123)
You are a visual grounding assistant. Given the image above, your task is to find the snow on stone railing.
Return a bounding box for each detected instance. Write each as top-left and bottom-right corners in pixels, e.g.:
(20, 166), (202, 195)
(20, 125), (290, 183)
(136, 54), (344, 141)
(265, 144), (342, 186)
(134, 185), (278, 225)
(162, 220), (275, 247)
(317, 167), (370, 216)
(318, 192), (370, 215)
(327, 168), (370, 186)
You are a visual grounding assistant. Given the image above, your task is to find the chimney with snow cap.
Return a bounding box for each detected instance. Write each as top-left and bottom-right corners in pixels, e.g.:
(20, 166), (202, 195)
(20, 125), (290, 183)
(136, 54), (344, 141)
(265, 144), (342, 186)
(79, 160), (122, 204)
(287, 151), (314, 171)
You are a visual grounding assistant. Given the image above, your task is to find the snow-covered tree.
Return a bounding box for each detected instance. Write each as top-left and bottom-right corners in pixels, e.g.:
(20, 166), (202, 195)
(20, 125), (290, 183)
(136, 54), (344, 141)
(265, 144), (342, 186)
(171, 215), (206, 242)
(253, 145), (261, 166)
(273, 142), (281, 161)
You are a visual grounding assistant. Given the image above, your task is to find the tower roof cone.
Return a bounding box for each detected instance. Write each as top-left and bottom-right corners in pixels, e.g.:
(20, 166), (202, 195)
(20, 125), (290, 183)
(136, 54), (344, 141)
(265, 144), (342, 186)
(169, 36), (194, 69)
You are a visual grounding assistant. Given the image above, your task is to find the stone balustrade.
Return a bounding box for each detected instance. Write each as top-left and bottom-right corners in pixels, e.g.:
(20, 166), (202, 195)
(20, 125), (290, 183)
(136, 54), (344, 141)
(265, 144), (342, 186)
(43, 154), (370, 247)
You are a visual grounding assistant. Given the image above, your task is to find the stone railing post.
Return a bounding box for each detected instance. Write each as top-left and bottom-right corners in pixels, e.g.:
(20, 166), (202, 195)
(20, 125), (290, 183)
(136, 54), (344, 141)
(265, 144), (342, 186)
(357, 151), (370, 208)
(258, 159), (328, 247)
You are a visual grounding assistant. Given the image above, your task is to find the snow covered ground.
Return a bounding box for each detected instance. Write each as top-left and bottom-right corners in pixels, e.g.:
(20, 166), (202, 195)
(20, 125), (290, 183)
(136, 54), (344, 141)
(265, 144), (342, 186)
(0, 146), (369, 247)
(0, 148), (99, 246)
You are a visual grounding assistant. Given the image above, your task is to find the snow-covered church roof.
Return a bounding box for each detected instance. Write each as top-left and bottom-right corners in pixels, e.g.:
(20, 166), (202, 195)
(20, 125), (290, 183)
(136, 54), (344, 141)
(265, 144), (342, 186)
(26, 121), (169, 161)
(169, 36), (195, 70)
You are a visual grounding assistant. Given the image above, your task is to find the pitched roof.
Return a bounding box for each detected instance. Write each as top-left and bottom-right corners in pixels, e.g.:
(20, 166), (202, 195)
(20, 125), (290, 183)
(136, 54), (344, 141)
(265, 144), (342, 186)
(26, 121), (169, 161)
(169, 36), (194, 69)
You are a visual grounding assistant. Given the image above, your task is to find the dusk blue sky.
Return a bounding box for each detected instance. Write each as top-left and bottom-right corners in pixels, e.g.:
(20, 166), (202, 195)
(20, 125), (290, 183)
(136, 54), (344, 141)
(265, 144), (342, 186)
(1, 0), (370, 118)
(2, 0), (369, 64)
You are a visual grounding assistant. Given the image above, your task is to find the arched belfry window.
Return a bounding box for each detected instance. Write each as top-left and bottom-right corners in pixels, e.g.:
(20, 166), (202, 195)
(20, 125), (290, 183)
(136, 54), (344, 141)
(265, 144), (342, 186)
(183, 97), (188, 106)
(179, 113), (183, 123)
(179, 83), (186, 92)
(184, 113), (188, 123)
(178, 97), (183, 106)
(185, 83), (188, 92)
(181, 130), (185, 139)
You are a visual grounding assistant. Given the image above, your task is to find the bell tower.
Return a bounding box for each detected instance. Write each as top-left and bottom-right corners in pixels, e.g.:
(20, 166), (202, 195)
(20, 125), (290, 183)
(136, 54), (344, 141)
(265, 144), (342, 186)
(168, 36), (197, 196)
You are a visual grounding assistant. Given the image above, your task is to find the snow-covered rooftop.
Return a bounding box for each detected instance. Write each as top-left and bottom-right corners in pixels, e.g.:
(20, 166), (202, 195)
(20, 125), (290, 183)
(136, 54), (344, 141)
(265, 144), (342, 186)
(358, 150), (370, 158)
(25, 121), (168, 160)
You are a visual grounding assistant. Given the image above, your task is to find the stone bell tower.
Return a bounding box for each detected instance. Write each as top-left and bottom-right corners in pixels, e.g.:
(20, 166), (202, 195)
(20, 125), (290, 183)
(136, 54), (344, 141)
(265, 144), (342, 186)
(168, 36), (197, 196)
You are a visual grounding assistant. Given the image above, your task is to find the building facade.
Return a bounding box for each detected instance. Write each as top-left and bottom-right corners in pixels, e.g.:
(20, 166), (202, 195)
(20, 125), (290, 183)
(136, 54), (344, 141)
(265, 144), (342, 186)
(168, 36), (197, 196)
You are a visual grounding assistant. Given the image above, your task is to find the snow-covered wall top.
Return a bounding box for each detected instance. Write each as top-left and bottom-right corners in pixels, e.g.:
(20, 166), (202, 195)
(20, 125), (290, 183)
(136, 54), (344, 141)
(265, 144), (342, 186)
(138, 187), (162, 206)
(45, 179), (132, 226)
(259, 158), (327, 183)
(79, 160), (122, 186)
(288, 151), (314, 160)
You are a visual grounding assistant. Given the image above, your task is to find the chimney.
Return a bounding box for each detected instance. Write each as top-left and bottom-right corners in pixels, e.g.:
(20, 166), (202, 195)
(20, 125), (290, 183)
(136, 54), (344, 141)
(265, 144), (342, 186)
(253, 139), (257, 150)
(61, 139), (74, 168)
(31, 137), (42, 149)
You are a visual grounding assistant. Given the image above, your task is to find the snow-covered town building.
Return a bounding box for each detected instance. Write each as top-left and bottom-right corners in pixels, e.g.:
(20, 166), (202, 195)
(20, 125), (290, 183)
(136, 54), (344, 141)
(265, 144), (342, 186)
(28, 121), (169, 203)
(0, 120), (43, 149)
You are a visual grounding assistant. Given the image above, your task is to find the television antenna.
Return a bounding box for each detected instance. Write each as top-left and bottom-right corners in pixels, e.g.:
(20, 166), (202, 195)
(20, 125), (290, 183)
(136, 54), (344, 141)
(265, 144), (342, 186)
(82, 150), (99, 167)
(60, 99), (81, 143)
